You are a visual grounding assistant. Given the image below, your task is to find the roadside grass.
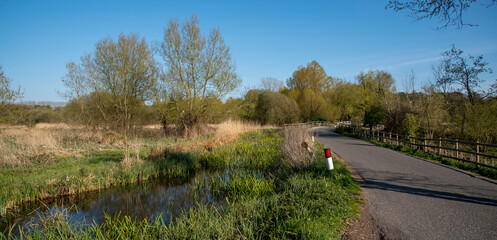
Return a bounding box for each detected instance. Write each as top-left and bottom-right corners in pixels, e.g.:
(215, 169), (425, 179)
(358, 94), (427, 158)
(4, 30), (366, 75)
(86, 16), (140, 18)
(2, 128), (361, 240)
(334, 128), (497, 180)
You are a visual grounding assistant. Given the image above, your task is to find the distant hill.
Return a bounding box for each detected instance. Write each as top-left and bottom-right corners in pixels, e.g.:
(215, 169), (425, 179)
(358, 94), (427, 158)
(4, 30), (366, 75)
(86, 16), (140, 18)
(18, 101), (67, 107)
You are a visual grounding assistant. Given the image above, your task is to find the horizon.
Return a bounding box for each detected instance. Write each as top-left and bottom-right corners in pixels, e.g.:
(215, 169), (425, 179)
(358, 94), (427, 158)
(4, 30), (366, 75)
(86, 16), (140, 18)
(1, 0), (497, 102)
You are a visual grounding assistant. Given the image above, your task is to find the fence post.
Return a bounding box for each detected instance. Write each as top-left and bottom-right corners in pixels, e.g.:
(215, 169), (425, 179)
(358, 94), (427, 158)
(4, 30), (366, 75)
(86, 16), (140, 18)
(383, 131), (385, 143)
(476, 143), (480, 163)
(396, 134), (399, 146)
(439, 139), (442, 155)
(456, 140), (459, 159)
(424, 139), (427, 152)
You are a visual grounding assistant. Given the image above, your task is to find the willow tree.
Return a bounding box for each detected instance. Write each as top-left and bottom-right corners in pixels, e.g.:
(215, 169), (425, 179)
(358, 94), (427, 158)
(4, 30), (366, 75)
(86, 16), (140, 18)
(61, 33), (159, 135)
(286, 60), (332, 95)
(157, 15), (241, 135)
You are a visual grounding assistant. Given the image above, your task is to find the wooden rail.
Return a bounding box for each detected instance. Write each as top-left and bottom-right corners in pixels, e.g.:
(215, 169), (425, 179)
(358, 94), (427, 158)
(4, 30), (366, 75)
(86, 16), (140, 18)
(283, 122), (496, 169)
(348, 127), (497, 170)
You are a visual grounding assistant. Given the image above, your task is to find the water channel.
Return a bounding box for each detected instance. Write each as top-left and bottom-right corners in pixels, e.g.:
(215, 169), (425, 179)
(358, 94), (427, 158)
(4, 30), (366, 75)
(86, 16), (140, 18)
(0, 170), (229, 235)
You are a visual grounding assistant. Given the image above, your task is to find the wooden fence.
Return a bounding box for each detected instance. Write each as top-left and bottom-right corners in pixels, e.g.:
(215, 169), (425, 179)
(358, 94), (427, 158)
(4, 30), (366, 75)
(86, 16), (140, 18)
(284, 121), (335, 128)
(349, 127), (497, 170)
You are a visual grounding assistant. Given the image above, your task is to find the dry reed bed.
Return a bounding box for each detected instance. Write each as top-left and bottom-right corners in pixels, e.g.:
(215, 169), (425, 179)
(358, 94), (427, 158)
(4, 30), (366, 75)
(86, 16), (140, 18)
(281, 127), (315, 168)
(0, 124), (103, 167)
(0, 120), (266, 167)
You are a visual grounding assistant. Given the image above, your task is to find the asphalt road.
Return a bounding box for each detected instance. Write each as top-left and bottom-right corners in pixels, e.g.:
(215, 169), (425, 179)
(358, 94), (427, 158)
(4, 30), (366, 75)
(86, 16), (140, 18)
(314, 128), (497, 240)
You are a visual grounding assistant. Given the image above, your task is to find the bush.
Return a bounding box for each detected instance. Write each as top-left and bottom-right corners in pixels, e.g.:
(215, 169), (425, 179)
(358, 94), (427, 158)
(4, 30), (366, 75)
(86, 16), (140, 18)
(34, 110), (63, 123)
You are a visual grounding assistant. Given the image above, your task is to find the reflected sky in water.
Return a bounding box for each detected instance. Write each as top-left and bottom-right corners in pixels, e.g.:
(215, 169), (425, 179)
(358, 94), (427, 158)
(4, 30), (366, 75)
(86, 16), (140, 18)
(1, 170), (227, 235)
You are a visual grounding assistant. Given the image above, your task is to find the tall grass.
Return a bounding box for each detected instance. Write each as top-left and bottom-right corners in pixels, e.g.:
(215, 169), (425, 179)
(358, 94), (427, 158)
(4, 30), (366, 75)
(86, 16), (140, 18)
(0, 124), (102, 167)
(281, 127), (315, 168)
(203, 119), (263, 149)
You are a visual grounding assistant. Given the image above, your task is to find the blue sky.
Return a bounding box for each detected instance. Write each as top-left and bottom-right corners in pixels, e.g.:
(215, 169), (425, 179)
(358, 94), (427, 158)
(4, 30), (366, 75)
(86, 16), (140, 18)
(1, 0), (496, 102)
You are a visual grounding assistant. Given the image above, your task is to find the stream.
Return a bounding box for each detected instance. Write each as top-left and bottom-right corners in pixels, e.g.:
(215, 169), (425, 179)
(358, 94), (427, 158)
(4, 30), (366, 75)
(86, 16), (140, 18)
(0, 170), (228, 235)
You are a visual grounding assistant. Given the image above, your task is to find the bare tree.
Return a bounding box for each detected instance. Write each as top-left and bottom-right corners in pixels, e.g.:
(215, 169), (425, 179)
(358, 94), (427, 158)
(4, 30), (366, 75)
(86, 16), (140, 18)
(260, 77), (284, 92)
(434, 45), (493, 103)
(403, 70), (416, 94)
(157, 15), (241, 135)
(0, 65), (23, 104)
(386, 0), (496, 28)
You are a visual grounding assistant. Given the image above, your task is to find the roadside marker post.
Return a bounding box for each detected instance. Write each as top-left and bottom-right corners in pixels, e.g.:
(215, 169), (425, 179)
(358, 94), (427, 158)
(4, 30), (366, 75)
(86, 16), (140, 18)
(311, 132), (315, 142)
(324, 148), (334, 170)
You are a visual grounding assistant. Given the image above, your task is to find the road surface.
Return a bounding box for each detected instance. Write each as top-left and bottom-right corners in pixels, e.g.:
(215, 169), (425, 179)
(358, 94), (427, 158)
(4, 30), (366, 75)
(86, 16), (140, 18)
(315, 128), (497, 240)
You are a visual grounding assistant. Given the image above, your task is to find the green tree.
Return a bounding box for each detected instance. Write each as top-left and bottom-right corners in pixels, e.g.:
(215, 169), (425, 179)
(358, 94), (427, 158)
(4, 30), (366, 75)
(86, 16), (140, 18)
(61, 33), (159, 135)
(255, 91), (300, 125)
(327, 80), (367, 122)
(357, 70), (395, 127)
(364, 104), (386, 130)
(287, 60), (333, 95)
(157, 15), (241, 136)
(239, 89), (264, 121)
(401, 113), (419, 137)
(465, 99), (497, 143)
(299, 88), (327, 121)
(416, 86), (449, 138)
(434, 45), (493, 136)
(357, 70), (395, 106)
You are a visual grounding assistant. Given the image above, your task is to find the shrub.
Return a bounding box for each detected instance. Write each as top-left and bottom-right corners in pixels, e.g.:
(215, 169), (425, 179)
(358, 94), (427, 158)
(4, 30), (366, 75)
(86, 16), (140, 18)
(281, 128), (314, 168)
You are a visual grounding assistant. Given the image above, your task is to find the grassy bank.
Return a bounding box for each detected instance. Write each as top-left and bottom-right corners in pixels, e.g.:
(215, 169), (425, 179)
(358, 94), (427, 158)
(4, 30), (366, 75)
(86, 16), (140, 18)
(2, 127), (361, 239)
(334, 128), (497, 180)
(0, 120), (262, 216)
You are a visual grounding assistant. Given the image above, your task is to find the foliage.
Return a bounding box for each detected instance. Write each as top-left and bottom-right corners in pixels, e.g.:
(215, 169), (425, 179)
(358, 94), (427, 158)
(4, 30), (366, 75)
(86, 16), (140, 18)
(241, 90), (300, 125)
(287, 60), (333, 95)
(285, 60), (335, 121)
(325, 80), (365, 122)
(364, 104), (386, 130)
(61, 33), (159, 135)
(401, 113), (419, 136)
(0, 104), (64, 126)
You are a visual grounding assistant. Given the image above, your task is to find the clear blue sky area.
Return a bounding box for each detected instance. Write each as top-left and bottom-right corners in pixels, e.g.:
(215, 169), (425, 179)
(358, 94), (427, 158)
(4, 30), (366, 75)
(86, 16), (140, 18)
(1, 0), (496, 102)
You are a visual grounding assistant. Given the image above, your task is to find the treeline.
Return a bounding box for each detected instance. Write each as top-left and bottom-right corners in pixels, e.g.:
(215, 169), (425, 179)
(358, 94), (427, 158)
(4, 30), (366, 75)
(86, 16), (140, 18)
(1, 16), (496, 142)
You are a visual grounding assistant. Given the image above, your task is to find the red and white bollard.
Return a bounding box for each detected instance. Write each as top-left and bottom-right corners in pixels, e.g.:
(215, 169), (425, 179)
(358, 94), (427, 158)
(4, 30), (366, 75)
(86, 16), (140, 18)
(324, 148), (334, 170)
(311, 132), (315, 142)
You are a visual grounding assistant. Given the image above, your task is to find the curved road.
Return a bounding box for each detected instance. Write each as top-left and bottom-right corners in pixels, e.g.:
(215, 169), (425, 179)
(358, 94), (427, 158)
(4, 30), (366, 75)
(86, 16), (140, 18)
(315, 128), (497, 240)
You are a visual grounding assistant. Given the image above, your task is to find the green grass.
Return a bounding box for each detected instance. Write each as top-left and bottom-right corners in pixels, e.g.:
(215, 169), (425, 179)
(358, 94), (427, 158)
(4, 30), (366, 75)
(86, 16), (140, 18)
(2, 129), (361, 239)
(334, 128), (497, 180)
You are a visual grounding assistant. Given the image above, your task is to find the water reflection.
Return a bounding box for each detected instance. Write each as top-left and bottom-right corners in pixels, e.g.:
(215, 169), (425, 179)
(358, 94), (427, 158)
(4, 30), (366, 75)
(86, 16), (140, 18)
(1, 170), (226, 235)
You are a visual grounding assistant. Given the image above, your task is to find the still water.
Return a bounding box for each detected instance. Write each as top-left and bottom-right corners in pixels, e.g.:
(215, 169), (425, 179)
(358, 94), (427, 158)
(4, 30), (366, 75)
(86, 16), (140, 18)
(0, 170), (228, 235)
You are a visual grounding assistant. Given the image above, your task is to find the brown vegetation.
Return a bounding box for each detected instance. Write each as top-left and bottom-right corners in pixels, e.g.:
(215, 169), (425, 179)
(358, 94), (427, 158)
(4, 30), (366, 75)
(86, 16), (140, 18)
(281, 127), (315, 168)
